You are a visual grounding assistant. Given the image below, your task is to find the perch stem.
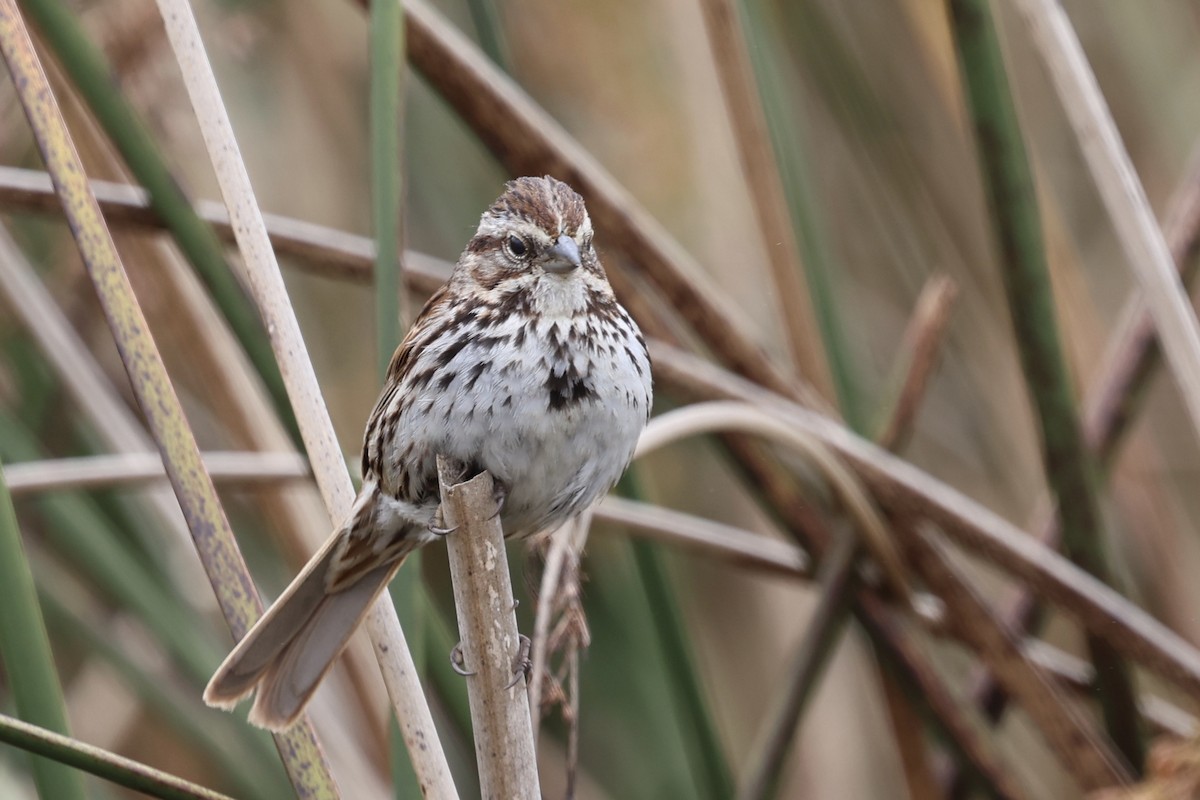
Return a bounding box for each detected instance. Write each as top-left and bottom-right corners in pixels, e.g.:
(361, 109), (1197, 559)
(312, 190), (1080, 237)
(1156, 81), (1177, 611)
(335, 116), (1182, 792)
(437, 458), (539, 799)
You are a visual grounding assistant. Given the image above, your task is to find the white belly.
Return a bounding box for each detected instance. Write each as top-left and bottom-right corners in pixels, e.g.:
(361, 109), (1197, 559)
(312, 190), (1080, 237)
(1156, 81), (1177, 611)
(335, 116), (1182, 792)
(380, 302), (652, 537)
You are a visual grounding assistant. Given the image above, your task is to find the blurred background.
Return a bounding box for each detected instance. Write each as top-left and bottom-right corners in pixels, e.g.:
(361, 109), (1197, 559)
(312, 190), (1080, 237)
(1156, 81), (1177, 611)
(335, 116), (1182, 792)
(2, 0), (1200, 798)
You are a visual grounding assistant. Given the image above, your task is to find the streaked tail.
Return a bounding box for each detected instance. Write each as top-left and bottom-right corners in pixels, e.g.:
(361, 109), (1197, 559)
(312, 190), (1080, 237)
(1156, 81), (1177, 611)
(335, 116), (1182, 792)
(203, 531), (405, 731)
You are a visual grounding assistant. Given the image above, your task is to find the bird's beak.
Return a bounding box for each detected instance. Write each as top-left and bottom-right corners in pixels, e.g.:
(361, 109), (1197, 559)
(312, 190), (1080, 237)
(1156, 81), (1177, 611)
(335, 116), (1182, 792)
(544, 235), (582, 274)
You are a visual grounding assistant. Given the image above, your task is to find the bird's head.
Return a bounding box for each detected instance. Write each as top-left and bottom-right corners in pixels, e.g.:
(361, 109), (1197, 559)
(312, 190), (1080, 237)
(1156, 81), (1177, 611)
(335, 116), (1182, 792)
(456, 177), (610, 310)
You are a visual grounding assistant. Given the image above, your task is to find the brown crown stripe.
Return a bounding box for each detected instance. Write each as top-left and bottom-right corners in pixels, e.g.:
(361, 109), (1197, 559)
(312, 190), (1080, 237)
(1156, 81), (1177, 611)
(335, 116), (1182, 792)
(487, 175), (588, 235)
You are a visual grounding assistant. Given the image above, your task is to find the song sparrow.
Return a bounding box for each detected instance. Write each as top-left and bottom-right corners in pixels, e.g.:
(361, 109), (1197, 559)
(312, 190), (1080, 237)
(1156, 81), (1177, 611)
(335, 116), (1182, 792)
(204, 176), (653, 730)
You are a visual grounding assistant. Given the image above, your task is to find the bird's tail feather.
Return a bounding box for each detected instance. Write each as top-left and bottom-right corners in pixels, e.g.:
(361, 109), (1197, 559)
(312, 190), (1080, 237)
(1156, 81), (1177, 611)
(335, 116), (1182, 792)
(203, 531), (406, 731)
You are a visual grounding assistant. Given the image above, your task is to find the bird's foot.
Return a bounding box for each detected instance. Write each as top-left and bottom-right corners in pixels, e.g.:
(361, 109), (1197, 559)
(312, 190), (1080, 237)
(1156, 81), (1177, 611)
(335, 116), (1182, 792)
(488, 480), (508, 522)
(449, 641), (475, 676)
(449, 634), (531, 687)
(429, 508), (457, 537)
(505, 634), (533, 689)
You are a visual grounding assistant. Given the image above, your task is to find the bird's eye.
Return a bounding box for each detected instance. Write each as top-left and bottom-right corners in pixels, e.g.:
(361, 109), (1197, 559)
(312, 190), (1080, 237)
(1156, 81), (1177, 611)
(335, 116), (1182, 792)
(505, 235), (529, 259)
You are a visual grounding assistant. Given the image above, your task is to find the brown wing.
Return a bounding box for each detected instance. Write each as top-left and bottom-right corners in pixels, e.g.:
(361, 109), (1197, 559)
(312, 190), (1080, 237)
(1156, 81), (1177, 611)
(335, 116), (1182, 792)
(360, 283), (451, 482)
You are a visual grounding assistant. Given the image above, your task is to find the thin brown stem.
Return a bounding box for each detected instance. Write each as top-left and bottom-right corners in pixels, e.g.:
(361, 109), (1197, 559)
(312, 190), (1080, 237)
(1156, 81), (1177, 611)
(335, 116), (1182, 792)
(594, 496), (810, 578)
(905, 527), (1130, 792)
(3, 452), (308, 494)
(715, 432), (1029, 798)
(739, 279), (958, 799)
(1024, 640), (1198, 739)
(738, 531), (857, 800)
(0, 165), (436, 287)
(696, 0), (829, 392)
(958, 144), (1200, 791)
(874, 275), (959, 450)
(396, 0), (817, 408)
(651, 341), (1200, 698)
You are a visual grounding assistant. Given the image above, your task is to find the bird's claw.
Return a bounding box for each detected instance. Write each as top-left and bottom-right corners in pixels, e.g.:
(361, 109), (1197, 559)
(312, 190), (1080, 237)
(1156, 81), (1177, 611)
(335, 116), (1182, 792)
(489, 481), (509, 522)
(430, 509), (457, 537)
(505, 634), (532, 690)
(449, 642), (475, 676)
(451, 633), (530, 686)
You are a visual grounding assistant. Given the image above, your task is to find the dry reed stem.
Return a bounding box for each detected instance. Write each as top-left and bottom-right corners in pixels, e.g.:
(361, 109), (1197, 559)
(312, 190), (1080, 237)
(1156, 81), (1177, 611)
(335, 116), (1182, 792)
(650, 342), (1200, 698)
(655, 325), (1190, 793)
(742, 277), (957, 800)
(0, 164), (446, 289)
(436, 459), (540, 799)
(906, 527), (1131, 792)
(696, 0), (830, 391)
(668, 392), (1024, 793)
(737, 531), (858, 800)
(1084, 149), (1200, 463)
(526, 514), (590, 759)
(105, 194), (391, 766)
(1011, 0), (1200, 444)
(397, 0), (815, 408)
(878, 665), (939, 800)
(153, 0), (351, 539)
(3, 452), (307, 494)
(129, 239), (397, 764)
(594, 496), (810, 578)
(637, 401), (921, 613)
(875, 275), (958, 449)
(856, 594), (1028, 799)
(2, 450), (801, 585)
(0, 161), (699, 359)
(151, 1), (454, 792)
(864, 277), (958, 794)
(133, 242), (394, 764)
(0, 168), (704, 357)
(0, 226), (192, 550)
(882, 516), (1139, 795)
(0, 3), (340, 794)
(1024, 641), (1198, 740)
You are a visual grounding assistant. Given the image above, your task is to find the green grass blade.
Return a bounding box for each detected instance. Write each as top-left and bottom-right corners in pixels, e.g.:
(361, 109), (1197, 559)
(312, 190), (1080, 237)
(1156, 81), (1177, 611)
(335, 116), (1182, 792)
(630, 541), (734, 800)
(739, 531), (856, 800)
(0, 461), (87, 800)
(369, 2), (430, 794)
(35, 584), (284, 800)
(0, 712), (234, 800)
(373, 0), (405, 380)
(741, 0), (863, 430)
(0, 413), (218, 683)
(947, 0), (1143, 771)
(622, 470), (733, 800)
(463, 0), (509, 69)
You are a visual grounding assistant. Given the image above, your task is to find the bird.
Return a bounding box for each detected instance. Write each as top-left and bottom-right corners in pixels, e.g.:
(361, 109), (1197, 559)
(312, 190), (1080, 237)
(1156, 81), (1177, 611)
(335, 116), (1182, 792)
(204, 176), (653, 730)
